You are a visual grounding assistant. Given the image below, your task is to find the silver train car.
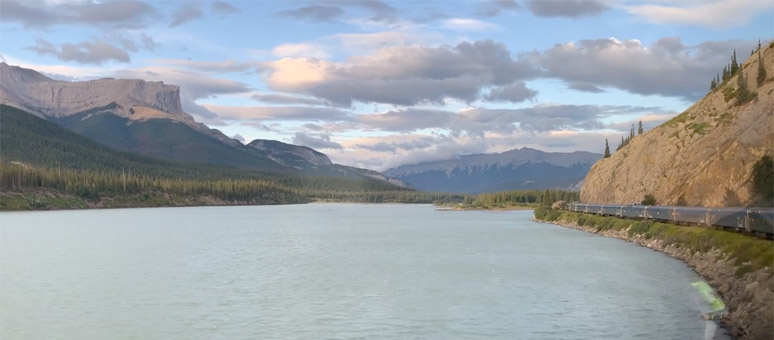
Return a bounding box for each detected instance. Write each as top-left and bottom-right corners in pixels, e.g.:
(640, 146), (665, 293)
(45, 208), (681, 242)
(566, 203), (774, 237)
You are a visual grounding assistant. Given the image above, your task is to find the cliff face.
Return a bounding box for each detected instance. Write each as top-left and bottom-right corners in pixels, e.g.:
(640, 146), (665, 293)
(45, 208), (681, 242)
(0, 62), (184, 119)
(581, 43), (774, 206)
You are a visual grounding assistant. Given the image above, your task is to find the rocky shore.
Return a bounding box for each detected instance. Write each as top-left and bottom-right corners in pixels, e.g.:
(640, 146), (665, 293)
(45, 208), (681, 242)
(535, 214), (773, 340)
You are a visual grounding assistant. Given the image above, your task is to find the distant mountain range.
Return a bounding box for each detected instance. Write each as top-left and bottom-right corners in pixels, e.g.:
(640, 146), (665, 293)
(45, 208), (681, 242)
(0, 62), (404, 184)
(384, 148), (601, 193)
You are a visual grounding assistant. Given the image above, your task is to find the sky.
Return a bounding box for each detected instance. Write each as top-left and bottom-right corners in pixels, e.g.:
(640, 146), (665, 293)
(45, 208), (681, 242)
(0, 0), (772, 170)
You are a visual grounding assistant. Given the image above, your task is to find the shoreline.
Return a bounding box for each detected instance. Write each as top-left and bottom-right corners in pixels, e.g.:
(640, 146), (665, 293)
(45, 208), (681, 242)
(534, 212), (773, 340)
(433, 203), (535, 211)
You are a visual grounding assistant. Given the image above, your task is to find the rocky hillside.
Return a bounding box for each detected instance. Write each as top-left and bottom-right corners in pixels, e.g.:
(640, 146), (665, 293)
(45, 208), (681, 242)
(385, 147), (600, 193)
(581, 42), (774, 206)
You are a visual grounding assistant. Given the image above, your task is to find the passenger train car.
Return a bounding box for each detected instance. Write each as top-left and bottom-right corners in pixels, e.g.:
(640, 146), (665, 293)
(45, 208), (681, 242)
(566, 203), (774, 237)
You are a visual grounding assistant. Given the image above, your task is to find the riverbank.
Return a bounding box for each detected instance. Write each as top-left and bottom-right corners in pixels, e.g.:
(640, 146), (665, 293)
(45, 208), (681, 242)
(434, 202), (535, 211)
(0, 189), (309, 210)
(534, 208), (773, 339)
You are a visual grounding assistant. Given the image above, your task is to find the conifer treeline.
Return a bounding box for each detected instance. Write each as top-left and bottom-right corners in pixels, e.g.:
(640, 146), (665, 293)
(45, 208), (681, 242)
(469, 189), (579, 207)
(0, 162), (466, 204)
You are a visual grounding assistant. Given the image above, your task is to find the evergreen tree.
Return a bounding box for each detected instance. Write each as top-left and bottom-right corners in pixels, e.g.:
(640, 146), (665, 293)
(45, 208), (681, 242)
(629, 125), (635, 139)
(710, 78), (717, 90)
(604, 139), (611, 158)
(722, 65), (729, 81)
(758, 50), (767, 86)
(641, 194), (657, 206)
(638, 121), (643, 135)
(731, 50), (738, 74)
(737, 65), (746, 90)
(750, 155), (773, 205)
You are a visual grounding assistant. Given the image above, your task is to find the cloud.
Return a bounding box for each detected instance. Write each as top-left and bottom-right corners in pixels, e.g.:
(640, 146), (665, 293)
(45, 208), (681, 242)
(331, 31), (441, 52)
(292, 132), (343, 150)
(336, 0), (399, 23)
(170, 3), (203, 27)
(278, 5), (345, 23)
(357, 109), (454, 132)
(0, 0), (156, 29)
(260, 40), (539, 106)
(626, 0), (771, 28)
(532, 37), (757, 100)
(231, 133), (246, 143)
(567, 82), (605, 93)
(152, 59), (254, 73)
(442, 18), (499, 31)
(476, 0), (520, 17)
(104, 32), (158, 53)
(211, 1), (239, 17)
(484, 82), (538, 103)
(272, 43), (329, 59)
(203, 105), (352, 122)
(27, 38), (130, 65)
(525, 0), (609, 18)
(250, 93), (329, 106)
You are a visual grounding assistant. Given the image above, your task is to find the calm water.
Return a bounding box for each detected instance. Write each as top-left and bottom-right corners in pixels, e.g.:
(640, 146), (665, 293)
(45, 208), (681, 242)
(0, 204), (729, 339)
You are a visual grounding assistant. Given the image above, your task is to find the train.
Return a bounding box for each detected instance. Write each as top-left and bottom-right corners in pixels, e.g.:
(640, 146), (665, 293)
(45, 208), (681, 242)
(565, 203), (774, 237)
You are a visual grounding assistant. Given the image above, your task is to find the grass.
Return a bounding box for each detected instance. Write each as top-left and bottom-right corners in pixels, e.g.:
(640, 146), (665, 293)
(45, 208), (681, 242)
(663, 111), (689, 127)
(535, 207), (774, 277)
(0, 191), (89, 210)
(687, 122), (711, 135)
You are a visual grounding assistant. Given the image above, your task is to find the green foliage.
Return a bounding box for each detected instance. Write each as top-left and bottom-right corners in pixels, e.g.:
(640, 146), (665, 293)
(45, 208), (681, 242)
(757, 50), (767, 86)
(534, 210), (774, 277)
(663, 112), (688, 127)
(637, 121), (644, 135)
(750, 155), (774, 205)
(603, 139), (611, 158)
(686, 122), (711, 135)
(641, 193), (657, 205)
(469, 189), (579, 209)
(723, 188), (742, 206)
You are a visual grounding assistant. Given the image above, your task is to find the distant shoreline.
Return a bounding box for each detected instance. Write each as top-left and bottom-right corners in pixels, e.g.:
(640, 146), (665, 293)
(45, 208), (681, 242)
(433, 202), (535, 211)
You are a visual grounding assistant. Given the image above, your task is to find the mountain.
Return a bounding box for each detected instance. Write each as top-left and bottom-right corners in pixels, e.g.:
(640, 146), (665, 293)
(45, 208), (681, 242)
(0, 63), (401, 183)
(581, 43), (774, 206)
(384, 148), (601, 193)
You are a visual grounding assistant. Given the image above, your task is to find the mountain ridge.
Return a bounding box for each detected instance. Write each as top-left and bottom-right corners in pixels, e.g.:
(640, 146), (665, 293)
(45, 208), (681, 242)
(385, 147), (600, 193)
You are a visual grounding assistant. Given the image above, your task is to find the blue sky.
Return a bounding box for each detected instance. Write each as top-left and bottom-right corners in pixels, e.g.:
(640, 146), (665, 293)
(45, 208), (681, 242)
(1, 0), (772, 170)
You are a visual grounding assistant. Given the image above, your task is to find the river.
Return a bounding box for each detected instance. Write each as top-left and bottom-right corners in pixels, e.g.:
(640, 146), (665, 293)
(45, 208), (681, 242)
(0, 203), (730, 339)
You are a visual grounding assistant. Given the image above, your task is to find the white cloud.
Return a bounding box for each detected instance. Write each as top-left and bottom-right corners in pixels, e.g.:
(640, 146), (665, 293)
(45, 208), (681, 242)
(626, 0), (771, 28)
(442, 18), (499, 31)
(272, 43), (329, 59)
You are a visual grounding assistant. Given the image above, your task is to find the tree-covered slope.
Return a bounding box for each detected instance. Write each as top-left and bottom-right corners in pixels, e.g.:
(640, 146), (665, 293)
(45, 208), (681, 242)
(0, 104), (267, 179)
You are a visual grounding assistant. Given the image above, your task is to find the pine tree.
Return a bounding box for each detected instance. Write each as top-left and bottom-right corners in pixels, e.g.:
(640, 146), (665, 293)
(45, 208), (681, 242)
(758, 50), (767, 86)
(731, 50), (738, 74)
(629, 125), (635, 140)
(737, 65), (746, 90)
(604, 139), (611, 158)
(638, 121), (644, 135)
(722, 65), (729, 81)
(710, 78), (717, 90)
